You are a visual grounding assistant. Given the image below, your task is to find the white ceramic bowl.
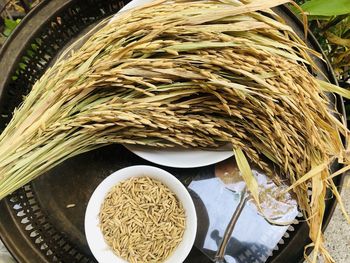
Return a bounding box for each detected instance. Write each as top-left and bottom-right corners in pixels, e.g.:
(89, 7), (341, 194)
(85, 165), (197, 263)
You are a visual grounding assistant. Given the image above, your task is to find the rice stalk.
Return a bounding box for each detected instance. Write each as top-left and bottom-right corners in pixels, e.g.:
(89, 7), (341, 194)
(0, 0), (349, 262)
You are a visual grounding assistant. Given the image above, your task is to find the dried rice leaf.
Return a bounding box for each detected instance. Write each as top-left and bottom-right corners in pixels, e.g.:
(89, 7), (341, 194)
(234, 147), (260, 205)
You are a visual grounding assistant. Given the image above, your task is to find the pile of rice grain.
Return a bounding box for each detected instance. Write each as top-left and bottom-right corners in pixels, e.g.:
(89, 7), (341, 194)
(99, 176), (186, 263)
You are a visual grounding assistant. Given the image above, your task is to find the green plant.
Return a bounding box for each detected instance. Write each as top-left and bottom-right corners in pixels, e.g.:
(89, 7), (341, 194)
(301, 0), (350, 16)
(296, 0), (349, 84)
(2, 18), (21, 37)
(294, 0), (350, 122)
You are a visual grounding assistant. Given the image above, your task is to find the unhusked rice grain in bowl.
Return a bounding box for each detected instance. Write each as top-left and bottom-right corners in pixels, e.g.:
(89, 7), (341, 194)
(99, 176), (186, 263)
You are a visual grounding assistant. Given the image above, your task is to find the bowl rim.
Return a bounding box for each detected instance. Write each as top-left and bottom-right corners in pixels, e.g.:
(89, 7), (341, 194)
(84, 165), (197, 263)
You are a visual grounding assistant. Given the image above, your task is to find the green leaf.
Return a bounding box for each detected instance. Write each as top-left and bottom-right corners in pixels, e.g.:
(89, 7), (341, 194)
(27, 50), (35, 57)
(3, 29), (12, 37)
(288, 3), (331, 20)
(3, 19), (21, 37)
(304, 15), (333, 21)
(301, 0), (350, 16)
(4, 19), (18, 30)
(19, 63), (27, 70)
(31, 43), (39, 51)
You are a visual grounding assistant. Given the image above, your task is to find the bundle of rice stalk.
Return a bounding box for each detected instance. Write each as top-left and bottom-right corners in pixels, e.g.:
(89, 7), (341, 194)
(0, 0), (349, 261)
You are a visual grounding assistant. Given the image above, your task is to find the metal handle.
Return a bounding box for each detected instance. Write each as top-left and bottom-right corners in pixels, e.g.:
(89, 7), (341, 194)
(215, 187), (249, 263)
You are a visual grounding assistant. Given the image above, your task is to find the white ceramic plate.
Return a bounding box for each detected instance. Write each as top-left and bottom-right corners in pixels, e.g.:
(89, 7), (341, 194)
(125, 144), (233, 168)
(110, 0), (233, 168)
(110, 0), (153, 20)
(85, 165), (197, 263)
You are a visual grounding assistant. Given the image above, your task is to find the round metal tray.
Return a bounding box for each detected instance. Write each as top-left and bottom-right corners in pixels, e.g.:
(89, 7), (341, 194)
(0, 0), (345, 262)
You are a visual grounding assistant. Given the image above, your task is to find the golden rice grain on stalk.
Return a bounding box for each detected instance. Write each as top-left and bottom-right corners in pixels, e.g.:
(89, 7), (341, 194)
(0, 1), (349, 262)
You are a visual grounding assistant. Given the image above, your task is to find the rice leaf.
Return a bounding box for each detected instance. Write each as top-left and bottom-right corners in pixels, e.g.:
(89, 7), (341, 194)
(318, 79), (350, 99)
(234, 147), (260, 206)
(283, 162), (329, 193)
